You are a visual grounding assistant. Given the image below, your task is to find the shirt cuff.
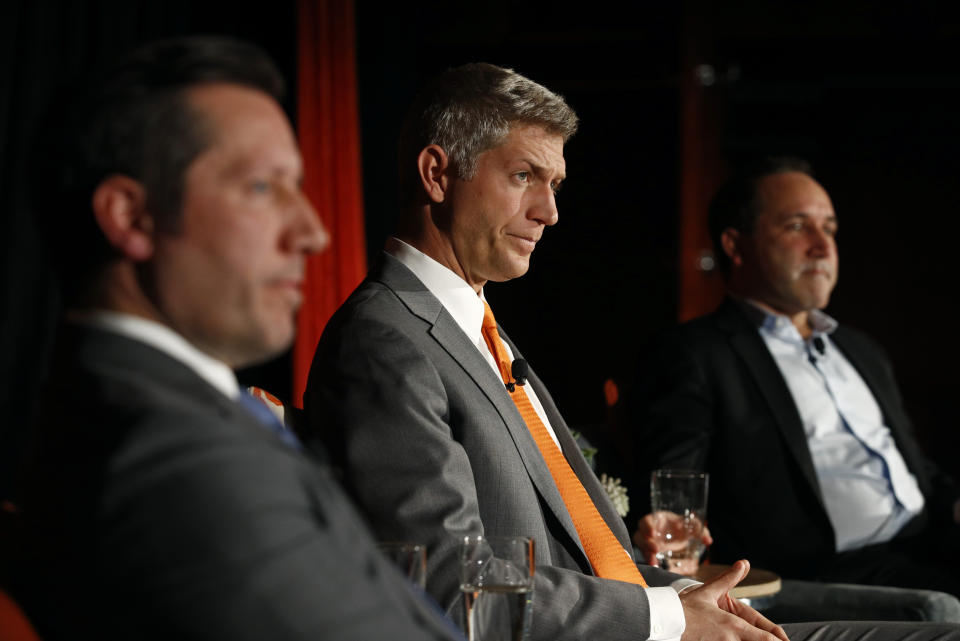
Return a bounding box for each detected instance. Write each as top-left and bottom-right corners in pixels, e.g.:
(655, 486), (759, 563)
(645, 586), (685, 641)
(671, 577), (701, 593)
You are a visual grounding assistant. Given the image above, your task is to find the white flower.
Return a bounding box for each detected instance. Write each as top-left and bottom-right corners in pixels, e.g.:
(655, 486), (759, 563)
(599, 473), (630, 518)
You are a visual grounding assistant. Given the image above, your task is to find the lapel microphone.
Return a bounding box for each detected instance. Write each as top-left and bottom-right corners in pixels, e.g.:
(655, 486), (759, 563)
(812, 336), (826, 355)
(505, 359), (529, 392)
(808, 336), (826, 366)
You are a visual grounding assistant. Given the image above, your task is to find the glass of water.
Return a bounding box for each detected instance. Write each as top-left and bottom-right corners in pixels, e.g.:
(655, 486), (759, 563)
(650, 470), (709, 576)
(460, 535), (535, 641)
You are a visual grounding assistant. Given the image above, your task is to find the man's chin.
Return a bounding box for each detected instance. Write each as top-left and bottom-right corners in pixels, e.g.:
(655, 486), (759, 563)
(231, 327), (295, 370)
(501, 257), (532, 281)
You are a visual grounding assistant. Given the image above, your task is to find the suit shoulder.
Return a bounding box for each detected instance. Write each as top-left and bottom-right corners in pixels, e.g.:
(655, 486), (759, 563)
(326, 279), (415, 329)
(833, 323), (886, 354)
(647, 310), (731, 352)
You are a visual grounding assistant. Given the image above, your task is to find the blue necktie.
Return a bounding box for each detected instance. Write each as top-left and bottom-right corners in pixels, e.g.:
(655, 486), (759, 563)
(237, 390), (302, 450)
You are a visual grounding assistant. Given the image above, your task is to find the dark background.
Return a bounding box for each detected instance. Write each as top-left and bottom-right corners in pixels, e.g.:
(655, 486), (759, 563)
(3, 1), (959, 501)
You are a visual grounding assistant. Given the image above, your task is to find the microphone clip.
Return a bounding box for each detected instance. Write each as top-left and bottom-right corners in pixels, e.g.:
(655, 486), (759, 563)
(506, 358), (529, 393)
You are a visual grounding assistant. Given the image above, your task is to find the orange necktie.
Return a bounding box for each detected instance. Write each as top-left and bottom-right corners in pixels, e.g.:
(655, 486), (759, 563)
(481, 302), (647, 586)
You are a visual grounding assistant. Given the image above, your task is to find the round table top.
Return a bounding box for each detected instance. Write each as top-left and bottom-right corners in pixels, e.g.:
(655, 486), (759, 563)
(694, 564), (782, 599)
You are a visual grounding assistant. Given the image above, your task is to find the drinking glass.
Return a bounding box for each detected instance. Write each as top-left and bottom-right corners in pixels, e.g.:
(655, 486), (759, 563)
(649, 470), (709, 576)
(460, 535), (535, 641)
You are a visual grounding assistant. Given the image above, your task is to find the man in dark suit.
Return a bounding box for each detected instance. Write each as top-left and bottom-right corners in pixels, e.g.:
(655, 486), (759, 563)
(10, 37), (464, 641)
(631, 157), (960, 597)
(304, 68), (960, 641)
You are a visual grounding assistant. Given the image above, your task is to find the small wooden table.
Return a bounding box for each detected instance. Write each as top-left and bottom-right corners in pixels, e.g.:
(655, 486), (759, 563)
(694, 564), (782, 608)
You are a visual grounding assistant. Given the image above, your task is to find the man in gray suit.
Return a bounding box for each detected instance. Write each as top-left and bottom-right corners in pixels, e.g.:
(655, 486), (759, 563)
(11, 37), (464, 641)
(305, 64), (960, 641)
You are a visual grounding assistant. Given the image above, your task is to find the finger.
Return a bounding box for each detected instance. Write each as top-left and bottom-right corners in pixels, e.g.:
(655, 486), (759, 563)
(702, 525), (714, 546)
(641, 537), (661, 559)
(633, 515), (657, 543)
(736, 617), (789, 641)
(737, 601), (790, 641)
(700, 559), (749, 598)
(700, 605), (785, 641)
(725, 593), (790, 641)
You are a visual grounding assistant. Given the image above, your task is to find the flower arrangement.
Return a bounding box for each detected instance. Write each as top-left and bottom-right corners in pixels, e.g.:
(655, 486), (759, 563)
(599, 473), (630, 518)
(571, 430), (631, 518)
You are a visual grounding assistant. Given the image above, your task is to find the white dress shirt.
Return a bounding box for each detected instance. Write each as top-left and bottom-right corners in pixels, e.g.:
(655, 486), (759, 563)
(750, 302), (925, 552)
(68, 309), (240, 400)
(387, 239), (687, 640)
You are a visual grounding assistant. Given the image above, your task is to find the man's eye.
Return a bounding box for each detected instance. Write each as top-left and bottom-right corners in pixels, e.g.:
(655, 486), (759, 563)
(551, 180), (562, 194)
(250, 180), (271, 194)
(514, 171), (529, 183)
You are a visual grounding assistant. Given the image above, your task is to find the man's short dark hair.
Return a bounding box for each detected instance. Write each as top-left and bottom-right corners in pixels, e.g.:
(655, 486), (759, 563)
(37, 35), (284, 296)
(397, 62), (578, 208)
(707, 156), (814, 277)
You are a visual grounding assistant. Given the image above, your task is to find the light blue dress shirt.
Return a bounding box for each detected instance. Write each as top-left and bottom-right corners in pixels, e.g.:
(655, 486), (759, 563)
(749, 302), (924, 552)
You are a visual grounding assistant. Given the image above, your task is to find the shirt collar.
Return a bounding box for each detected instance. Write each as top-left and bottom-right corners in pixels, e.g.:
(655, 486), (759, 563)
(386, 237), (486, 342)
(67, 309), (240, 400)
(738, 298), (838, 344)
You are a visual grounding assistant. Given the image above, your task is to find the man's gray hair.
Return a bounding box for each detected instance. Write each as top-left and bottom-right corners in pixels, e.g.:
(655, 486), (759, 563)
(398, 62), (578, 205)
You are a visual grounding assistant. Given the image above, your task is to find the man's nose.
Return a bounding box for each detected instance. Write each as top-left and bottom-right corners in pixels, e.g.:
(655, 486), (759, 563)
(288, 192), (330, 255)
(530, 183), (559, 227)
(808, 227), (834, 256)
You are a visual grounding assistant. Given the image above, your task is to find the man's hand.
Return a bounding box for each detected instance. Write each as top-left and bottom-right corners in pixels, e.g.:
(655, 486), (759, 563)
(679, 560), (788, 641)
(634, 511), (713, 574)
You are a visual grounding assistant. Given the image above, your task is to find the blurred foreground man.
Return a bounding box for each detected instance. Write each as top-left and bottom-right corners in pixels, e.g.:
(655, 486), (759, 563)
(305, 68), (960, 641)
(10, 37), (463, 641)
(632, 157), (960, 598)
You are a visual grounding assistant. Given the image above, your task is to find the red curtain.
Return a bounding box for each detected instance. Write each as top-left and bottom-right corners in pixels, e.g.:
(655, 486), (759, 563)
(293, 0), (367, 408)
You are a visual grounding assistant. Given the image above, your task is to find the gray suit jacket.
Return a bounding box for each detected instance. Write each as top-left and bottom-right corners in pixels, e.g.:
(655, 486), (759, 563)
(13, 323), (461, 641)
(305, 253), (682, 641)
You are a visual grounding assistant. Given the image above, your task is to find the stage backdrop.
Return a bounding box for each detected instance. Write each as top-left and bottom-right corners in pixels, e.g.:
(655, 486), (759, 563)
(293, 0), (367, 408)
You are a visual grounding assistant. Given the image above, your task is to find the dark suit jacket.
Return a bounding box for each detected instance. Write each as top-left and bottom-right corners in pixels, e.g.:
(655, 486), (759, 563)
(631, 298), (957, 579)
(304, 253), (683, 641)
(12, 323), (460, 641)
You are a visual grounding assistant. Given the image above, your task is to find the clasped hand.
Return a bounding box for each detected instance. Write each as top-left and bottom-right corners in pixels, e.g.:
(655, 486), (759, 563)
(679, 560), (788, 641)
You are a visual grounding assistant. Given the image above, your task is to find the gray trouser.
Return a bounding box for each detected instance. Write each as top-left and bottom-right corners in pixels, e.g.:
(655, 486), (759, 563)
(767, 580), (960, 624)
(783, 620), (960, 641)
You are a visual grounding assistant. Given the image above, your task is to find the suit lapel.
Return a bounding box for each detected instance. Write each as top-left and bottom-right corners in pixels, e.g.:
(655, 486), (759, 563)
(499, 335), (616, 556)
(829, 329), (929, 493)
(371, 255), (587, 559)
(718, 300), (826, 507)
(501, 333), (633, 552)
(830, 330), (899, 430)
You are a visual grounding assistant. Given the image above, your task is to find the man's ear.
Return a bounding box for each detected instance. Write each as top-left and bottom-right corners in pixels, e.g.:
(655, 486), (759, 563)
(91, 175), (155, 262)
(416, 144), (452, 204)
(720, 228), (743, 268)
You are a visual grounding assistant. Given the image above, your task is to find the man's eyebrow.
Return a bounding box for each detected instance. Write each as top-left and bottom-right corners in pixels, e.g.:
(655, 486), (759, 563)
(778, 211), (838, 225)
(523, 159), (565, 182)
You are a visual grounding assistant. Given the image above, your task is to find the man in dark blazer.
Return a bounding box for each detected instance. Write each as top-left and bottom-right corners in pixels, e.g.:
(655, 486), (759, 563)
(632, 157), (960, 597)
(303, 67), (958, 641)
(9, 37), (464, 641)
